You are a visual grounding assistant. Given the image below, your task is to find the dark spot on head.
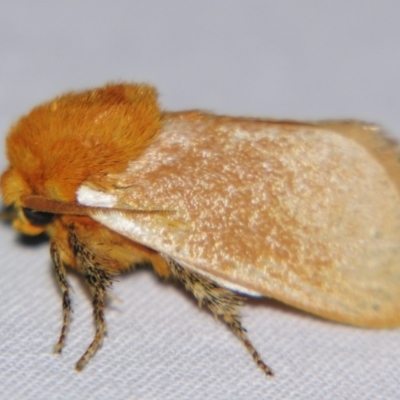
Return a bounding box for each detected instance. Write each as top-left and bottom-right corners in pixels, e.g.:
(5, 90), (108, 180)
(22, 207), (54, 226)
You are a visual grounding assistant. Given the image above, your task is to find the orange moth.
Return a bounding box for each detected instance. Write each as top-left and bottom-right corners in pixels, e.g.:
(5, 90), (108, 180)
(2, 83), (400, 376)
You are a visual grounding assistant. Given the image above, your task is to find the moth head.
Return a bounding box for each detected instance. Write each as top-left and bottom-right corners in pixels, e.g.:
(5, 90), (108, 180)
(1, 167), (52, 235)
(1, 82), (163, 235)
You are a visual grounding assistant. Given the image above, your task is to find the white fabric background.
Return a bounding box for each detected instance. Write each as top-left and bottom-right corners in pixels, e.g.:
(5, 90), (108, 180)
(1, 2), (400, 399)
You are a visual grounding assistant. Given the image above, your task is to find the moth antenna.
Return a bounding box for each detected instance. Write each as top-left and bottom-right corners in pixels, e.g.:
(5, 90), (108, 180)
(21, 195), (173, 216)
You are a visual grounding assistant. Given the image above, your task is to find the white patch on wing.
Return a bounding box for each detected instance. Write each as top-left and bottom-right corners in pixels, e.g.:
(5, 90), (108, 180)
(77, 185), (117, 208)
(181, 267), (264, 297)
(93, 211), (148, 238)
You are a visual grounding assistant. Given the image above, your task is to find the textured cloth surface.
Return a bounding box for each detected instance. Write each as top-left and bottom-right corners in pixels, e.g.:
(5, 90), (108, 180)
(1, 2), (400, 399)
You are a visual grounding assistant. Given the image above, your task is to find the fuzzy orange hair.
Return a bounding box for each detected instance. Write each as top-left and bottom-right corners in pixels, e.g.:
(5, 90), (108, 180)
(2, 83), (162, 204)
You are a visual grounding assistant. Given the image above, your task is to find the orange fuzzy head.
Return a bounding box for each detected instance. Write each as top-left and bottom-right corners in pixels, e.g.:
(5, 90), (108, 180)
(1, 83), (162, 234)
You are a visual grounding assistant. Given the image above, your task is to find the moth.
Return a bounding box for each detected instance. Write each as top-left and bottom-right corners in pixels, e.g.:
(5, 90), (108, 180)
(2, 83), (400, 376)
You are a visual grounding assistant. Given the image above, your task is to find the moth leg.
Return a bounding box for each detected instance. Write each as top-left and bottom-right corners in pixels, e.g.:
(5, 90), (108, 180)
(51, 240), (72, 354)
(69, 230), (113, 371)
(167, 258), (273, 377)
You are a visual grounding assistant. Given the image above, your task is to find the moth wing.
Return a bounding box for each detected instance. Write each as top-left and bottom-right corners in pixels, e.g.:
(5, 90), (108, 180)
(79, 114), (400, 328)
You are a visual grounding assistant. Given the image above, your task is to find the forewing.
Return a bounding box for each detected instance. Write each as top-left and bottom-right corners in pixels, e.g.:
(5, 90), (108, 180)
(79, 114), (400, 327)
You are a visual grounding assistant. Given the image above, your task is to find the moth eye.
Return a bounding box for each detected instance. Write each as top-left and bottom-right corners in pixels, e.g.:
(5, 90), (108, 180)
(22, 207), (55, 226)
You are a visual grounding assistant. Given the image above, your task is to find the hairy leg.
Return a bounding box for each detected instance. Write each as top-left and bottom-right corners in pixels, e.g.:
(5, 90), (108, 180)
(69, 229), (113, 371)
(166, 257), (273, 377)
(51, 240), (72, 354)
